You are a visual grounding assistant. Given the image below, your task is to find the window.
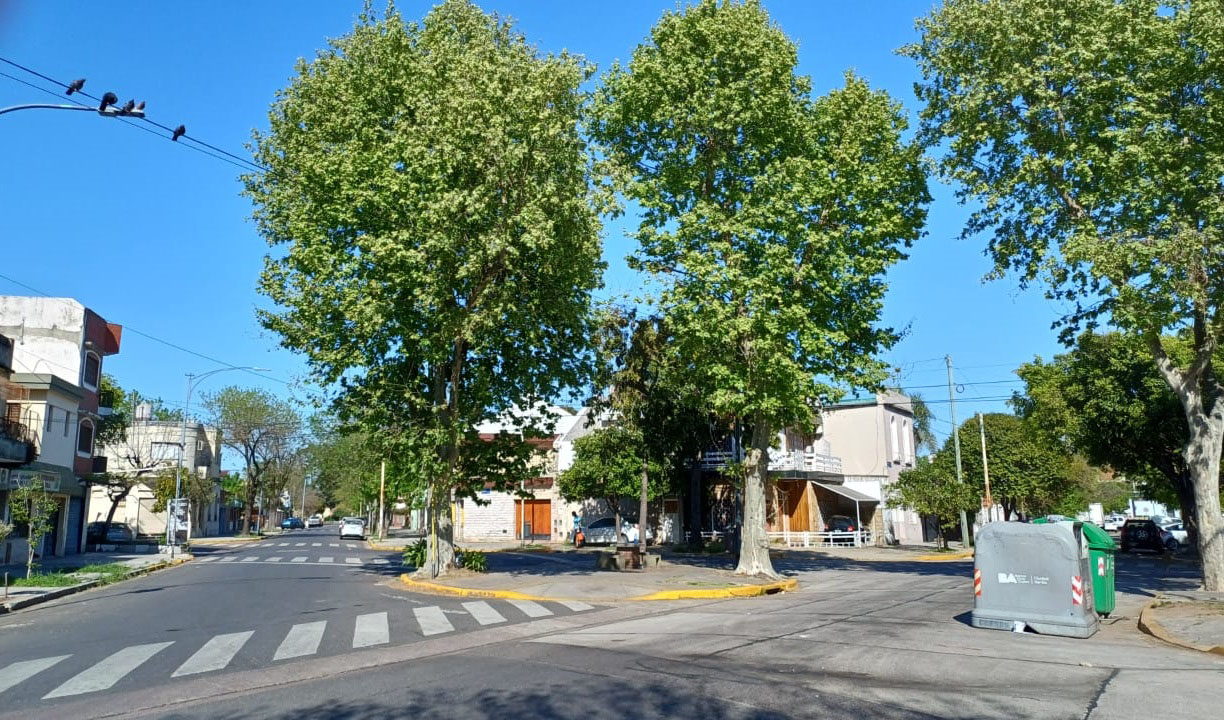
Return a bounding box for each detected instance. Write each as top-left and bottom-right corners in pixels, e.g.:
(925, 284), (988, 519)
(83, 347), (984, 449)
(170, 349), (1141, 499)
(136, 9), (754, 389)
(890, 416), (900, 462)
(902, 420), (912, 463)
(64, 409), (71, 437)
(77, 419), (94, 455)
(44, 406), (52, 432)
(82, 351), (101, 390)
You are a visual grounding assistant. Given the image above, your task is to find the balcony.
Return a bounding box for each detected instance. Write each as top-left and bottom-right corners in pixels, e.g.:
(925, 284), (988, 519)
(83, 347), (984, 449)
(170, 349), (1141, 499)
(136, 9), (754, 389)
(0, 418), (37, 466)
(697, 448), (843, 474)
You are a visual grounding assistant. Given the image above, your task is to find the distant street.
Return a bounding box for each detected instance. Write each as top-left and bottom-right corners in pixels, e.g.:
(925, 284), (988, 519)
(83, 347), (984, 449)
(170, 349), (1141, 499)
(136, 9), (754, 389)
(1, 542), (1221, 719)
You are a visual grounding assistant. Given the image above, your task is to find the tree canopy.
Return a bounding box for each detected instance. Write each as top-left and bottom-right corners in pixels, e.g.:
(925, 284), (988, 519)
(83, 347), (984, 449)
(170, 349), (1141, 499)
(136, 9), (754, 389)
(592, 0), (928, 576)
(245, 0), (604, 576)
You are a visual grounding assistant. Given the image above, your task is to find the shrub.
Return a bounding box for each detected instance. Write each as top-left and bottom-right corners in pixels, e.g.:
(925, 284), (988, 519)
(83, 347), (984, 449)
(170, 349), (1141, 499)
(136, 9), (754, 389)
(402, 539), (427, 568)
(459, 549), (488, 573)
(704, 541), (726, 554)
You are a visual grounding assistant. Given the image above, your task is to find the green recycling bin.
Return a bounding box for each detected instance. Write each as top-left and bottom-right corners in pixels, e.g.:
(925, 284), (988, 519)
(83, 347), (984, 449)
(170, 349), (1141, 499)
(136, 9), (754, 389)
(1079, 522), (1117, 617)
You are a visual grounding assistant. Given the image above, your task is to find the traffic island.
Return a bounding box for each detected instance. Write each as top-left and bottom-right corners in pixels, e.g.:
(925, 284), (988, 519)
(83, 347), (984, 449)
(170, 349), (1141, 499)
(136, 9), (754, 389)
(398, 550), (797, 602)
(0, 555), (191, 613)
(1138, 594), (1224, 655)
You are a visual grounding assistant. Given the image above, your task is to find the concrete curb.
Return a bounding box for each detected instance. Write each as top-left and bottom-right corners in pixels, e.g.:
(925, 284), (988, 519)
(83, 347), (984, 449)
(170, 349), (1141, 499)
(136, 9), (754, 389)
(399, 573), (798, 602)
(0, 556), (191, 614)
(1137, 598), (1224, 656)
(914, 550), (974, 562)
(188, 536), (266, 546)
(366, 541), (403, 552)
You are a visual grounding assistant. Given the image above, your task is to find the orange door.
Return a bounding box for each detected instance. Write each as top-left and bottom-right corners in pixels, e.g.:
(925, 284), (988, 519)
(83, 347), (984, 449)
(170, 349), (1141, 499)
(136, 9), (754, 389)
(514, 500), (551, 539)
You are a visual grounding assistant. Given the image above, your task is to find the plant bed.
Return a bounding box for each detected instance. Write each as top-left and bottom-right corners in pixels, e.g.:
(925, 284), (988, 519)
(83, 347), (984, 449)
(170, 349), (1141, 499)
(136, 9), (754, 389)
(2, 562), (130, 588)
(596, 545), (661, 571)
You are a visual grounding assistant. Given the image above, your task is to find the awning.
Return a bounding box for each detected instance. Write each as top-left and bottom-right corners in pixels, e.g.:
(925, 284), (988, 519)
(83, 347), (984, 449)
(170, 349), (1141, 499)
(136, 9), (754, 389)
(814, 482), (877, 503)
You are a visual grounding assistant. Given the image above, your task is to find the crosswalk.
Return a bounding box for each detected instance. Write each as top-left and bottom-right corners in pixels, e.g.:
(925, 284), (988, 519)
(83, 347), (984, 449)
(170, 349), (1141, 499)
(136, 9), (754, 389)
(0, 600), (595, 702)
(196, 555), (391, 566)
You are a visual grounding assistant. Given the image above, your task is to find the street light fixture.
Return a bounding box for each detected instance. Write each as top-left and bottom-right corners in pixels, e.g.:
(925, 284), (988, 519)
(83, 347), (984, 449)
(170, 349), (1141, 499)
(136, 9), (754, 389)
(168, 366), (268, 555)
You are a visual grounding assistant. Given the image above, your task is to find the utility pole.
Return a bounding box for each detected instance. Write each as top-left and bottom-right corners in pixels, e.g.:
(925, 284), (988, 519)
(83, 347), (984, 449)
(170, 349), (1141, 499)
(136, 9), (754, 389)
(377, 460), (386, 541)
(978, 412), (994, 522)
(946, 356), (971, 547)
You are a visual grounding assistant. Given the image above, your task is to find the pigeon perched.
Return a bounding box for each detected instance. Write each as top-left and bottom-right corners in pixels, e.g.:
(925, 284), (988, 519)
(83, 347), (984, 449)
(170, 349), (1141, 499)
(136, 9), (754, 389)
(171, 124), (187, 141)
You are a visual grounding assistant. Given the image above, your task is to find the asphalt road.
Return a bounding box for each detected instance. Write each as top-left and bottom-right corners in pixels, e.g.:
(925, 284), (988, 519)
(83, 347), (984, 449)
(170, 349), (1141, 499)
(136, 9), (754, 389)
(0, 527), (599, 716)
(1, 537), (1222, 719)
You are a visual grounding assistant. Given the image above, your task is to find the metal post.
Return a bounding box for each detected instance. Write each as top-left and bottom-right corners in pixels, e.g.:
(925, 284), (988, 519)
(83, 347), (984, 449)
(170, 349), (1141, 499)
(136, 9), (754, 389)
(854, 500), (863, 548)
(170, 373), (193, 558)
(946, 356), (971, 547)
(978, 412), (994, 522)
(378, 460), (386, 542)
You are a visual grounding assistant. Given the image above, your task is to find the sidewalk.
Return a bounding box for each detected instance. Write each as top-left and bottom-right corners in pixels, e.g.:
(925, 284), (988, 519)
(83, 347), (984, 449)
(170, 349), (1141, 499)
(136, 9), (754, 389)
(1139, 591), (1224, 655)
(0, 551), (189, 613)
(401, 547), (795, 602)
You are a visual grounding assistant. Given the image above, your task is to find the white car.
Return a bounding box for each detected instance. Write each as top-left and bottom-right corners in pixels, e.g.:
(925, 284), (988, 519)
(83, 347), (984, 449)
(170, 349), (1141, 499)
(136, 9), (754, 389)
(306, 515), (323, 528)
(1103, 514), (1126, 532)
(339, 517), (366, 540)
(582, 517), (654, 545)
(1161, 522), (1188, 546)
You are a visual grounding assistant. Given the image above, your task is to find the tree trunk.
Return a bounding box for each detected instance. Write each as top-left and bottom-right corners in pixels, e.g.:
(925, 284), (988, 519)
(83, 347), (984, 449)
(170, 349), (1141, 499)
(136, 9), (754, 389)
(416, 483), (456, 579)
(241, 473), (256, 536)
(103, 486), (130, 530)
(689, 451), (703, 544)
(735, 421), (778, 578)
(1187, 418), (1224, 590)
(638, 456), (650, 558)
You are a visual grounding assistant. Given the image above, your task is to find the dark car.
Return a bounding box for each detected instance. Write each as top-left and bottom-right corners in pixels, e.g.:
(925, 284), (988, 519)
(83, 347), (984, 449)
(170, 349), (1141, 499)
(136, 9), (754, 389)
(281, 517), (305, 530)
(86, 522), (134, 544)
(825, 515), (859, 545)
(1120, 517), (1175, 553)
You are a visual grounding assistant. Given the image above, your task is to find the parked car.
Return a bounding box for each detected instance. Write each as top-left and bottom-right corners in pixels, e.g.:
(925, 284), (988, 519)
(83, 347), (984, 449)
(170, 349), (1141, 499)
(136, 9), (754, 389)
(1160, 521), (1188, 547)
(1121, 517), (1176, 553)
(1103, 514), (1126, 532)
(86, 521), (134, 544)
(306, 515), (323, 528)
(824, 515), (860, 545)
(339, 517), (366, 540)
(582, 516), (654, 545)
(281, 517), (305, 530)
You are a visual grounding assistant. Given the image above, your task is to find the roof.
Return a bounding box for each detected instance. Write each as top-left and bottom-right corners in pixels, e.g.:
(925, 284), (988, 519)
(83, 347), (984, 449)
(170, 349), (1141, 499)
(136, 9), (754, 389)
(474, 404), (576, 437)
(825, 389), (914, 417)
(814, 481), (878, 503)
(10, 373), (83, 400)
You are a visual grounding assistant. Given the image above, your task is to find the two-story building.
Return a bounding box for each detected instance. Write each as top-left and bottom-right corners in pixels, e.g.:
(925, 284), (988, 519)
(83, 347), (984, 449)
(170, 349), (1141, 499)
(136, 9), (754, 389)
(93, 402), (225, 539)
(0, 296), (122, 561)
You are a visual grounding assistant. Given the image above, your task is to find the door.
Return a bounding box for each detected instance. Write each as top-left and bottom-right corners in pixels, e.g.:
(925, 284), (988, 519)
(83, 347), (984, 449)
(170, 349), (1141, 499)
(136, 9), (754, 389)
(514, 500), (551, 540)
(783, 481), (811, 533)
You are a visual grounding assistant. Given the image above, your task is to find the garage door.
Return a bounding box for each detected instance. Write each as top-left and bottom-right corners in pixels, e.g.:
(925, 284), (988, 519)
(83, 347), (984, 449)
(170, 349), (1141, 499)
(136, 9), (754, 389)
(514, 500), (551, 540)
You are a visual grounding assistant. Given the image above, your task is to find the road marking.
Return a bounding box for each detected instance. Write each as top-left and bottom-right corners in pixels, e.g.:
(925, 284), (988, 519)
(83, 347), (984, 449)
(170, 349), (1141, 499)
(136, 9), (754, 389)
(345, 557), (362, 565)
(267, 556), (282, 563)
(461, 601), (506, 625)
(277, 542), (289, 547)
(311, 542), (322, 547)
(370, 559), (389, 565)
(508, 600), (552, 618)
(198, 557), (218, 563)
(291, 556), (308, 563)
(172, 631), (253, 677)
(319, 556), (333, 563)
(273, 622), (326, 661)
(44, 642), (173, 699)
(219, 556), (236, 563)
(295, 542), (305, 547)
(558, 601), (593, 612)
(240, 556), (258, 563)
(413, 606), (453, 636)
(0, 656), (71, 694)
(329, 543), (339, 547)
(352, 612), (389, 648)
(346, 544), (358, 549)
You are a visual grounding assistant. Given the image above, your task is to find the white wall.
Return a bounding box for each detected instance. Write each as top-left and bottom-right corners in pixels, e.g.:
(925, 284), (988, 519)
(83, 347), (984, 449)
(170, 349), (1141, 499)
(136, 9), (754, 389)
(0, 297), (86, 386)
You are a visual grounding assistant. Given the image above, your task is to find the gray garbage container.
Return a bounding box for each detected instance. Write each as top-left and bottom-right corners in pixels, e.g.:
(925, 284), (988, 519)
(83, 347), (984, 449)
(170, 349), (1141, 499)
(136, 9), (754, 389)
(971, 521), (1098, 638)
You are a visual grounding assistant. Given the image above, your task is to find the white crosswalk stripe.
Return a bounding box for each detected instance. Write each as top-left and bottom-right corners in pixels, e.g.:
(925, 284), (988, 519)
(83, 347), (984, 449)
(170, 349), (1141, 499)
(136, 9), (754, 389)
(558, 601), (593, 612)
(414, 606), (453, 636)
(44, 642), (173, 699)
(219, 556), (236, 563)
(198, 557), (218, 563)
(345, 557), (362, 565)
(295, 542), (305, 547)
(268, 556), (283, 563)
(352, 612), (389, 648)
(240, 556), (258, 563)
(508, 600), (552, 618)
(311, 543), (321, 547)
(277, 542), (289, 547)
(346, 543), (358, 549)
(290, 556), (307, 563)
(0, 656), (70, 695)
(461, 601), (506, 626)
(273, 622), (326, 661)
(370, 559), (389, 565)
(329, 543), (339, 547)
(172, 631), (253, 677)
(319, 556), (334, 564)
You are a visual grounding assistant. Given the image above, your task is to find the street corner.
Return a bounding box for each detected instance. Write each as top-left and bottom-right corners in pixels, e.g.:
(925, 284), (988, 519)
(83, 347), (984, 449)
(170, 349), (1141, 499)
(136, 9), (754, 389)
(398, 573), (546, 601)
(633, 577), (799, 600)
(398, 570), (798, 603)
(1138, 596), (1224, 656)
(914, 549), (975, 562)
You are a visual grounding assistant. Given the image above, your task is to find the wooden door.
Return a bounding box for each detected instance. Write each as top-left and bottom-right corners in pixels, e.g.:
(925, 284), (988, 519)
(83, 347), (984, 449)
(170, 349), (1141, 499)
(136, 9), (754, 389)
(784, 481), (811, 532)
(514, 499), (551, 539)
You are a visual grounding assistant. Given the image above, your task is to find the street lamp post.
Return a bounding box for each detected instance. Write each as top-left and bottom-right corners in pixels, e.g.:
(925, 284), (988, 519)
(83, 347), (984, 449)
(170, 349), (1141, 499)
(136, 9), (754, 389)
(168, 366), (265, 556)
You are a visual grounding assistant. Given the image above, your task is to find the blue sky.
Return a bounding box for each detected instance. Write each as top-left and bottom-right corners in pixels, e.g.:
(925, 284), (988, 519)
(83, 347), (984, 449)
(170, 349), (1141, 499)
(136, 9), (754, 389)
(0, 1), (1067, 444)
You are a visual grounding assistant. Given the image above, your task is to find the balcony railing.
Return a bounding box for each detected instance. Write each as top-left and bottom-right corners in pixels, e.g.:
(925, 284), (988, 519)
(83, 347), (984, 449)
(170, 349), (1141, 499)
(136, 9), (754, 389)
(697, 448), (843, 474)
(0, 418), (37, 465)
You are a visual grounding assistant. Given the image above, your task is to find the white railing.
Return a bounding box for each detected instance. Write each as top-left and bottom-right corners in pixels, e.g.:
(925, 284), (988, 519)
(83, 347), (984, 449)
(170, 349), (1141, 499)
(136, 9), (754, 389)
(698, 449), (843, 474)
(768, 530), (873, 548)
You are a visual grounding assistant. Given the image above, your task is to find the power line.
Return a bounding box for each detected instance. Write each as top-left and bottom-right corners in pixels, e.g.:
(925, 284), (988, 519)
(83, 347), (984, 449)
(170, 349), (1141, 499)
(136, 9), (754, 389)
(0, 271), (291, 386)
(0, 56), (266, 174)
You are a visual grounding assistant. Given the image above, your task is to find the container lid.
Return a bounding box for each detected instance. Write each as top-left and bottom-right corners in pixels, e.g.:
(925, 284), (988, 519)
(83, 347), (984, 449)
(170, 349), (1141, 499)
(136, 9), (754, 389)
(1079, 521), (1116, 549)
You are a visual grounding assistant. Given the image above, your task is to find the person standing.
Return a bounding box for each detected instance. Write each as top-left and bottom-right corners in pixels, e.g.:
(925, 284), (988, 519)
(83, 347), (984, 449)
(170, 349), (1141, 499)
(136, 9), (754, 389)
(571, 510), (584, 547)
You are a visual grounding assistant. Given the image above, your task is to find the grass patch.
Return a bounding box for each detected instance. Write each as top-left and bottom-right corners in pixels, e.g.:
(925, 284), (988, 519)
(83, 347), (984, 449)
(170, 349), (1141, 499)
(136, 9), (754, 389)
(2, 562), (133, 588)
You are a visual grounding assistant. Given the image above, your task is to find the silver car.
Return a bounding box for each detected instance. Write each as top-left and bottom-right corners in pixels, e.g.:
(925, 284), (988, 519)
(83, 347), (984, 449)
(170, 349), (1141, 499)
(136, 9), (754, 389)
(582, 517), (654, 545)
(339, 517), (365, 540)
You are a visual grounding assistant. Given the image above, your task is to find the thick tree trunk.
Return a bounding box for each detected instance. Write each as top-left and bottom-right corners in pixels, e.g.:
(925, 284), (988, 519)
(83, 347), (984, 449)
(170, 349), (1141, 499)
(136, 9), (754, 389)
(735, 422), (778, 578)
(416, 482), (456, 579)
(1187, 419), (1224, 590)
(103, 487), (129, 530)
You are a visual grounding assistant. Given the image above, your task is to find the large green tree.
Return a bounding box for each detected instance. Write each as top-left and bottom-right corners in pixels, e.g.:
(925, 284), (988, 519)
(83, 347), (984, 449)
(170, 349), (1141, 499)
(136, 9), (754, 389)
(557, 425), (666, 541)
(949, 413), (1074, 520)
(909, 0), (1224, 588)
(591, 0), (928, 577)
(246, 1), (603, 577)
(889, 458), (977, 550)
